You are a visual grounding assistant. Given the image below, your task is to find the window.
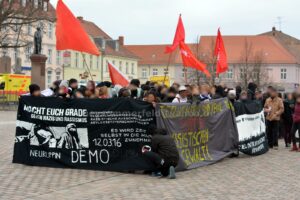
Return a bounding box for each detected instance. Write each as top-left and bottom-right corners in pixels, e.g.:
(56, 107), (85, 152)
(43, 1), (48, 11)
(75, 53), (79, 68)
(119, 61), (122, 71)
(48, 23), (53, 39)
(47, 70), (52, 85)
(14, 19), (20, 32)
(164, 68), (168, 75)
(226, 68), (233, 79)
(25, 46), (32, 62)
(96, 57), (99, 69)
(126, 62), (129, 74)
(82, 54), (86, 68)
(142, 68), (147, 78)
(106, 62), (108, 72)
(21, 0), (26, 7)
(56, 71), (61, 80)
(152, 68), (158, 76)
(27, 24), (32, 35)
(90, 55), (93, 69)
(38, 0), (42, 8)
(182, 68), (187, 78)
(1, 47), (8, 57)
(14, 48), (19, 60)
(280, 68), (287, 80)
(47, 49), (52, 64)
(240, 68), (246, 79)
(34, 0), (38, 8)
(56, 51), (61, 65)
(131, 63), (135, 74)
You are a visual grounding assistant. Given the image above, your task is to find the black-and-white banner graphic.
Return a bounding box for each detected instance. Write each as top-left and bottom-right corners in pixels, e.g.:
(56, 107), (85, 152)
(234, 101), (269, 155)
(13, 97), (156, 171)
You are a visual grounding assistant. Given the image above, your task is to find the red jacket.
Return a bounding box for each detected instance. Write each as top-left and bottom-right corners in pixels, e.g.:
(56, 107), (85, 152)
(293, 103), (300, 123)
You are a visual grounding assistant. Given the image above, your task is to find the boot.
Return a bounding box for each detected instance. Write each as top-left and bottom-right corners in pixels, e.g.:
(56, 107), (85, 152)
(290, 144), (298, 151)
(168, 166), (176, 179)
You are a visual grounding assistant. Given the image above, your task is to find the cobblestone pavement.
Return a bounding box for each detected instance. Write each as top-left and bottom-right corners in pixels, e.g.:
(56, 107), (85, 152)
(0, 111), (300, 200)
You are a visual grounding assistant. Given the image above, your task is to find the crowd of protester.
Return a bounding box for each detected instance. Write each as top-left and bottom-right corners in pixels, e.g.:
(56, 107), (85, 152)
(28, 78), (300, 178)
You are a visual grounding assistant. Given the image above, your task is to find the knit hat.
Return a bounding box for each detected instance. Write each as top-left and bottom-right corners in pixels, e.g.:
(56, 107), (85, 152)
(59, 80), (69, 88)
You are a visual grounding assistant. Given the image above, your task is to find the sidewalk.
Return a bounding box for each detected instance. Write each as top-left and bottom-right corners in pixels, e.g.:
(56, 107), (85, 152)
(0, 111), (299, 200)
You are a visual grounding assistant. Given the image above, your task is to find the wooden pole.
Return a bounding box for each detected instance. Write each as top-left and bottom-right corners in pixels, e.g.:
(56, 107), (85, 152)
(81, 52), (94, 81)
(163, 53), (172, 85)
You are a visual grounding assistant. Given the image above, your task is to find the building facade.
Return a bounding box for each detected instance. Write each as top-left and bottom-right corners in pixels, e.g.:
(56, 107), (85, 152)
(126, 45), (187, 85)
(199, 35), (300, 92)
(128, 34), (300, 92)
(0, 0), (62, 88)
(63, 17), (138, 84)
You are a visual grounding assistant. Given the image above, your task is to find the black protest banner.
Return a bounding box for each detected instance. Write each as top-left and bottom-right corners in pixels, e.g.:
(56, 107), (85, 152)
(156, 98), (239, 171)
(13, 96), (156, 171)
(234, 100), (269, 155)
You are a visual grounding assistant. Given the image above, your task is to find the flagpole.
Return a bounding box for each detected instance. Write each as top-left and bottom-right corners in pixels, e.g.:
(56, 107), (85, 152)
(184, 66), (187, 84)
(163, 53), (172, 85)
(211, 56), (217, 85)
(81, 52), (94, 81)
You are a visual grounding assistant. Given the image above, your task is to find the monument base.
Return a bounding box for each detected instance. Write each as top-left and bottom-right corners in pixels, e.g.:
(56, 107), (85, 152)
(0, 56), (11, 73)
(30, 54), (47, 90)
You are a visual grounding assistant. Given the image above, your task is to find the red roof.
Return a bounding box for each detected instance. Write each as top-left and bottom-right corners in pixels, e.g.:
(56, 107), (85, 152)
(127, 35), (298, 66)
(78, 18), (138, 59)
(126, 44), (182, 65)
(78, 17), (111, 39)
(199, 35), (298, 64)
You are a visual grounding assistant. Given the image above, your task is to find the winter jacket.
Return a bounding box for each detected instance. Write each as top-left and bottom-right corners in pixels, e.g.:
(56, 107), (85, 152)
(151, 133), (179, 164)
(293, 103), (300, 123)
(264, 97), (284, 121)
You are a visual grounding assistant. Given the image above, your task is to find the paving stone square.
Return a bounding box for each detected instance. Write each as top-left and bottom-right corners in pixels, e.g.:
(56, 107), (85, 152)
(0, 111), (299, 200)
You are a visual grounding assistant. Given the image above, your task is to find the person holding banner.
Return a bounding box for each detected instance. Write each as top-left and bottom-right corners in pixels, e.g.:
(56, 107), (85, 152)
(172, 86), (189, 103)
(29, 84), (41, 97)
(264, 87), (284, 150)
(142, 128), (179, 179)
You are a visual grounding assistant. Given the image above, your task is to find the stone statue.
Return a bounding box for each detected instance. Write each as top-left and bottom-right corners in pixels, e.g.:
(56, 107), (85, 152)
(34, 27), (42, 54)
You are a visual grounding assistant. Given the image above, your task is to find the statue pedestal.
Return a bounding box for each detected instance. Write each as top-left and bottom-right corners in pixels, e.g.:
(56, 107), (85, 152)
(0, 56), (11, 73)
(30, 54), (47, 90)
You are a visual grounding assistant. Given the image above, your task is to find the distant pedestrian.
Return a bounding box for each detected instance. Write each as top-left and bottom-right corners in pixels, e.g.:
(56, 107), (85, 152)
(290, 95), (300, 151)
(264, 87), (284, 150)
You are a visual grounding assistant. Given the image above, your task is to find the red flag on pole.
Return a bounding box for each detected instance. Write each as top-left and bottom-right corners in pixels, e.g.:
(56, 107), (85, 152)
(108, 62), (129, 87)
(214, 28), (228, 74)
(165, 14), (185, 53)
(179, 42), (211, 77)
(56, 0), (100, 55)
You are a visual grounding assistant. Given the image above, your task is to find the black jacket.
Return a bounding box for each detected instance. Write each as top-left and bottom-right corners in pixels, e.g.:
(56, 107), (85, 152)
(151, 132), (179, 164)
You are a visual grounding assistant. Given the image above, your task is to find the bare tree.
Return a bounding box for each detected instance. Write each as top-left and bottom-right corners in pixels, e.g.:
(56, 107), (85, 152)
(0, 0), (53, 50)
(185, 36), (203, 85)
(197, 37), (219, 86)
(238, 39), (269, 89)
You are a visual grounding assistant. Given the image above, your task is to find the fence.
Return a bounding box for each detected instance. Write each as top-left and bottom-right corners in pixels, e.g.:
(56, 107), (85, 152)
(0, 91), (23, 111)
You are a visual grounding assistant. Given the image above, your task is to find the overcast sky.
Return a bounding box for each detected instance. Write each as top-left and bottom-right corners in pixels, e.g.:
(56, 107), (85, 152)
(50, 0), (300, 45)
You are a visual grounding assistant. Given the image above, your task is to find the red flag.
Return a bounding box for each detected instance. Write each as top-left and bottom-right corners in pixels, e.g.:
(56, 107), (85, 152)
(214, 28), (228, 74)
(56, 0), (100, 55)
(165, 15), (185, 53)
(108, 62), (129, 87)
(179, 42), (211, 77)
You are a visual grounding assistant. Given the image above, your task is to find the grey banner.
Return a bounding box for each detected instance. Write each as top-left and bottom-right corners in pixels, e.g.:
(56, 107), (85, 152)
(156, 98), (239, 171)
